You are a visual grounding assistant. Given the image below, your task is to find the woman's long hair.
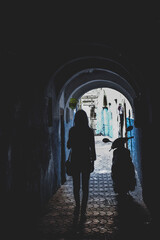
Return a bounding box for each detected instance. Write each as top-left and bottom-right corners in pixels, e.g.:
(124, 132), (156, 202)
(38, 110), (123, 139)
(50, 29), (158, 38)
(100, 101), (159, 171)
(74, 109), (89, 128)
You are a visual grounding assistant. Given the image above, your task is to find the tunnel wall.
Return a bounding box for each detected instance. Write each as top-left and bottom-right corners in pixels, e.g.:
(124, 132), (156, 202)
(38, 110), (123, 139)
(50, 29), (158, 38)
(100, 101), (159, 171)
(1, 38), (159, 223)
(21, 82), (62, 210)
(127, 118), (142, 184)
(0, 51), (62, 219)
(64, 107), (74, 169)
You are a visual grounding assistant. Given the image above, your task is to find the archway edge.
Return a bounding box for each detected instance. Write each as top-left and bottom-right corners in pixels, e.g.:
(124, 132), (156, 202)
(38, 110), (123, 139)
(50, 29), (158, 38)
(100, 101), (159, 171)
(52, 56), (141, 99)
(50, 54), (146, 121)
(64, 68), (136, 109)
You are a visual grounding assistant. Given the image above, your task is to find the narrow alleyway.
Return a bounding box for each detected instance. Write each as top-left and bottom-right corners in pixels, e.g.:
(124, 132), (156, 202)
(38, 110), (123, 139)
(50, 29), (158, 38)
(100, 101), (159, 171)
(35, 136), (152, 240)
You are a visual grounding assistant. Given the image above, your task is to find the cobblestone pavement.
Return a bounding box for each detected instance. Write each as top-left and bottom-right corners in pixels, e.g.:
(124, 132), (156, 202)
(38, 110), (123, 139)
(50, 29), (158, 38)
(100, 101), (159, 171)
(35, 136), (152, 240)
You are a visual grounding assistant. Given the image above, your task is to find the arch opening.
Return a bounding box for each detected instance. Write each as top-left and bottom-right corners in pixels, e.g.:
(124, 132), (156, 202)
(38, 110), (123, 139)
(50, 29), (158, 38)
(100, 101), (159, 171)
(78, 87), (133, 139)
(76, 88), (139, 178)
(62, 68), (137, 111)
(57, 67), (143, 189)
(48, 51), (152, 212)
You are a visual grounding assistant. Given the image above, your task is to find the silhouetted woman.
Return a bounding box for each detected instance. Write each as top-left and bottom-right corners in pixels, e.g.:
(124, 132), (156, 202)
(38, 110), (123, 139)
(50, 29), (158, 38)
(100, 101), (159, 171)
(67, 109), (96, 218)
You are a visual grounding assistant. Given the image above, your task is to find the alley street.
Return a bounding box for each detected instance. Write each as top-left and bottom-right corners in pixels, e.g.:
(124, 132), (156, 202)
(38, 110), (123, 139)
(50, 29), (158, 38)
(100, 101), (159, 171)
(35, 136), (152, 240)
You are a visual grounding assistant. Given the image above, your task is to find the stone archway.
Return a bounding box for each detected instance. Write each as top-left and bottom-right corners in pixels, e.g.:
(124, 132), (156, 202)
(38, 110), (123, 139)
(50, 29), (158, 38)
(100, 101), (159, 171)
(55, 63), (142, 187)
(49, 44), (152, 212)
(63, 68), (136, 110)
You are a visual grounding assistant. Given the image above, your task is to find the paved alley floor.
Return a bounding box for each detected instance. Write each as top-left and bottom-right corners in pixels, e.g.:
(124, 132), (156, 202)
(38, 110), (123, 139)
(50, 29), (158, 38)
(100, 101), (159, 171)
(35, 136), (152, 240)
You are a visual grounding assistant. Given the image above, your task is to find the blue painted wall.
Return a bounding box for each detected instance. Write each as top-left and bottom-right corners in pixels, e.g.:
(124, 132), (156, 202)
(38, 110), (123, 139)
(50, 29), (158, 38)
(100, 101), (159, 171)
(96, 108), (113, 137)
(127, 118), (142, 184)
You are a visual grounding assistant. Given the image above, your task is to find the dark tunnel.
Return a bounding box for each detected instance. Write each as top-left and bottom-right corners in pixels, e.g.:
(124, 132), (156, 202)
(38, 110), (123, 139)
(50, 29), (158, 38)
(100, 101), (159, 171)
(0, 8), (159, 239)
